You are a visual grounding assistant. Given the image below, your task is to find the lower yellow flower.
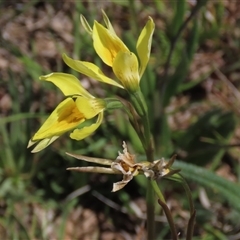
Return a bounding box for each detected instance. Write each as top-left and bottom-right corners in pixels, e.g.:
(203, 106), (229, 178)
(28, 73), (105, 153)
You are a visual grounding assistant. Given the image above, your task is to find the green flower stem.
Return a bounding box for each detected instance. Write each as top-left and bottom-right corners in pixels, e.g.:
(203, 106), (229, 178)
(105, 98), (126, 110)
(146, 180), (155, 240)
(129, 89), (156, 239)
(127, 90), (156, 238)
(129, 90), (148, 117)
(129, 89), (177, 239)
(129, 89), (152, 150)
(129, 89), (165, 239)
(105, 97), (147, 145)
(151, 180), (165, 203)
(145, 143), (156, 240)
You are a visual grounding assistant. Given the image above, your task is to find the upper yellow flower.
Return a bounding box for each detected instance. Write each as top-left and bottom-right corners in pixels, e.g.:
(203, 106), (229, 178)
(28, 73), (105, 152)
(62, 12), (155, 93)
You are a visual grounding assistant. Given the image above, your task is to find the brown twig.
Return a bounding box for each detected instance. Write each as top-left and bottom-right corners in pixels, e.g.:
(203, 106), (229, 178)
(157, 199), (178, 240)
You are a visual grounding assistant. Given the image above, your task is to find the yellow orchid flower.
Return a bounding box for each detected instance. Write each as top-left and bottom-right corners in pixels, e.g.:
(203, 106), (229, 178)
(28, 73), (105, 153)
(63, 13), (155, 93)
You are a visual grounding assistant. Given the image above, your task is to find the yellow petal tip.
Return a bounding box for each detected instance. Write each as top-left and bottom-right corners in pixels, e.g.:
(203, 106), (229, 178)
(39, 73), (53, 81)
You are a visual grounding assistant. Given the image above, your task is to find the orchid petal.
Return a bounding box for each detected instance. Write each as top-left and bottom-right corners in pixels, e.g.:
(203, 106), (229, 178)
(40, 73), (93, 98)
(102, 10), (116, 34)
(70, 112), (103, 140)
(32, 98), (84, 140)
(80, 14), (92, 35)
(112, 51), (140, 92)
(30, 136), (59, 153)
(62, 54), (124, 89)
(93, 21), (129, 67)
(65, 153), (113, 166)
(75, 97), (105, 119)
(112, 174), (133, 192)
(67, 166), (116, 174)
(136, 17), (155, 77)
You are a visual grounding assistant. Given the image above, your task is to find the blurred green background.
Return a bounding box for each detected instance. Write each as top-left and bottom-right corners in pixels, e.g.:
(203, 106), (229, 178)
(1, 0), (240, 239)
